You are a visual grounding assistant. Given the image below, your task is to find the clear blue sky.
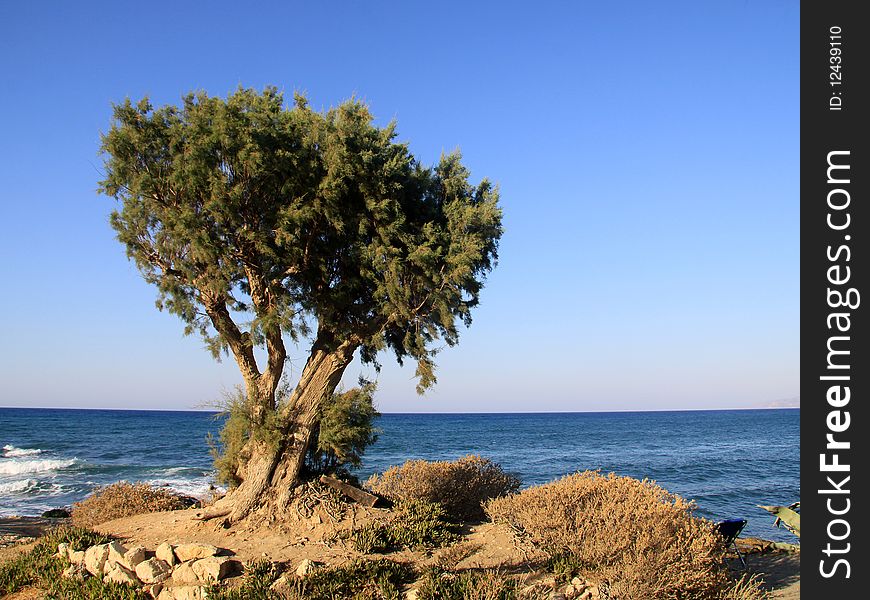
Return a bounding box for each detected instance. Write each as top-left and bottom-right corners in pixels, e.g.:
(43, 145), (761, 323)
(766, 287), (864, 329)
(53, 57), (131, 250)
(0, 1), (798, 412)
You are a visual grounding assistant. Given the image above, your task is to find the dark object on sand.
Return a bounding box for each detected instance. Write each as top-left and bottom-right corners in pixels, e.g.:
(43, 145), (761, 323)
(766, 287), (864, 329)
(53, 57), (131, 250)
(41, 508), (71, 519)
(716, 518), (748, 568)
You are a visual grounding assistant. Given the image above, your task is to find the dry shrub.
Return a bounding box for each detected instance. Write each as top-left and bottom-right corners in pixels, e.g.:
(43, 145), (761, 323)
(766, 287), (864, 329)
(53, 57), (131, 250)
(365, 455), (521, 521)
(486, 471), (741, 600)
(71, 481), (195, 528)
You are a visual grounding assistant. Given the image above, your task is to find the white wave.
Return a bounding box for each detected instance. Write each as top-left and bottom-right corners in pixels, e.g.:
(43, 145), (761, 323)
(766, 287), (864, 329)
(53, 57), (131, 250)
(2, 444), (43, 457)
(146, 477), (224, 499)
(0, 457), (77, 475)
(0, 479), (38, 494)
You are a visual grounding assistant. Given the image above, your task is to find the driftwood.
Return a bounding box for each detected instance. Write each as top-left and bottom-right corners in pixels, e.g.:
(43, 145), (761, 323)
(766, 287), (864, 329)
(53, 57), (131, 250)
(192, 508), (231, 521)
(319, 475), (379, 507)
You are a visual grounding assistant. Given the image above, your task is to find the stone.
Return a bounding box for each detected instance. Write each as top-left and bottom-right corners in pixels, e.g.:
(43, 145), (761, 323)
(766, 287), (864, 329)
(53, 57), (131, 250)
(174, 543), (219, 562)
(157, 588), (174, 600)
(69, 550), (85, 565)
(577, 592), (592, 600)
(295, 558), (320, 577)
(404, 589), (419, 600)
(84, 543), (110, 576)
(106, 541), (128, 566)
(103, 562), (140, 585)
(157, 542), (178, 566)
(56, 542), (69, 560)
(42, 508), (71, 518)
(172, 561), (201, 585)
(145, 582), (165, 599)
(62, 564), (84, 580)
(123, 545), (148, 569)
(171, 585), (205, 600)
(191, 556), (236, 582)
(136, 557), (173, 584)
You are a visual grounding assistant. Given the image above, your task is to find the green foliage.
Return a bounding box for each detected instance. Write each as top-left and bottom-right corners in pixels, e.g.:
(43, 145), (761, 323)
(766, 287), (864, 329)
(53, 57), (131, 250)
(348, 499), (459, 553)
(305, 382), (380, 477)
(298, 559), (414, 600)
(207, 559), (281, 600)
(0, 527), (124, 597)
(209, 385), (286, 487)
(100, 86), (502, 397)
(758, 502), (800, 539)
(417, 566), (521, 600)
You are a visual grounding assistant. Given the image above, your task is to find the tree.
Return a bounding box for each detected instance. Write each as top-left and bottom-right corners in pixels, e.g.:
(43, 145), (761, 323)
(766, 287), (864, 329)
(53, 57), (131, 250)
(99, 87), (502, 521)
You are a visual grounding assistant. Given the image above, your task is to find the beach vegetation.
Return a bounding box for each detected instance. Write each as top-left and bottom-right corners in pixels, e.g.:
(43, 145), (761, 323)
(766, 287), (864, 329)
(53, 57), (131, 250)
(346, 499), (459, 553)
(0, 526), (139, 598)
(71, 481), (196, 528)
(486, 471), (763, 600)
(366, 455), (520, 521)
(99, 87), (502, 522)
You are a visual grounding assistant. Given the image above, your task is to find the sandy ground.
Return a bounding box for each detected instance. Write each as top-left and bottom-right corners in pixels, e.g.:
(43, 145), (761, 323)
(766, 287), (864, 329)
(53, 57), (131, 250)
(1, 513), (800, 598)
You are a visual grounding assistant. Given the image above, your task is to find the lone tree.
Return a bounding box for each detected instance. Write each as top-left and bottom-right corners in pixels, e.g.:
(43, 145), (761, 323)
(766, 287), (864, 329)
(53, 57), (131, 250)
(99, 87), (502, 521)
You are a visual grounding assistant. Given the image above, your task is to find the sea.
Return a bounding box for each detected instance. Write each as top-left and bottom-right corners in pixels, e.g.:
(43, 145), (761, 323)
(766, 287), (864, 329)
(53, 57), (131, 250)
(0, 407), (799, 542)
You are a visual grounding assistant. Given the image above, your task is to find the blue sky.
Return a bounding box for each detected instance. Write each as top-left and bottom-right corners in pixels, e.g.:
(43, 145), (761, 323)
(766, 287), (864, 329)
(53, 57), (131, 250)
(0, 1), (799, 412)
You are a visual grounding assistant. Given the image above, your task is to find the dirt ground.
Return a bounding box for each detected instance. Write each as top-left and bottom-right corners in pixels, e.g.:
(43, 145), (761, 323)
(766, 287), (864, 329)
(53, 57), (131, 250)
(1, 512), (800, 598)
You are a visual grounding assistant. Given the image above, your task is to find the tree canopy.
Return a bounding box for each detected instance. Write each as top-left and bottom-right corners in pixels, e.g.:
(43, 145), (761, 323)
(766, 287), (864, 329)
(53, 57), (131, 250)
(100, 86), (502, 405)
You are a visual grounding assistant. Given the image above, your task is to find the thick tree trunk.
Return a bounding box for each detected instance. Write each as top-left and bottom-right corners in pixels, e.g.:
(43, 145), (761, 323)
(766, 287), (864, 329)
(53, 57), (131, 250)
(206, 338), (357, 523)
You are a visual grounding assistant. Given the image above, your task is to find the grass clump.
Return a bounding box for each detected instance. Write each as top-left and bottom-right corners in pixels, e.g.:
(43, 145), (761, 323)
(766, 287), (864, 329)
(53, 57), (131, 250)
(417, 566), (524, 600)
(0, 526), (145, 598)
(348, 499), (459, 553)
(486, 471), (762, 600)
(366, 455), (520, 522)
(71, 481), (195, 528)
(207, 559), (281, 599)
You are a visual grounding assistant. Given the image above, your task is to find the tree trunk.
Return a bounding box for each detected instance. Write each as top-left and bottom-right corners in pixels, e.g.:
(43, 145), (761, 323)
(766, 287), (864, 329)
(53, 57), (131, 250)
(208, 338), (357, 523)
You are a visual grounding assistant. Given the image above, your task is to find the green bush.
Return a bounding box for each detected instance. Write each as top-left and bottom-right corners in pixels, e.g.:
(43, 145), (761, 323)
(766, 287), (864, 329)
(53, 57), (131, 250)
(348, 499), (459, 553)
(304, 383), (380, 479)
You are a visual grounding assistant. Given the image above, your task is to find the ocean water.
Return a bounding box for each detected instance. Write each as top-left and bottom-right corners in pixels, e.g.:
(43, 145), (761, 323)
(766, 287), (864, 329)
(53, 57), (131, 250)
(0, 408), (799, 541)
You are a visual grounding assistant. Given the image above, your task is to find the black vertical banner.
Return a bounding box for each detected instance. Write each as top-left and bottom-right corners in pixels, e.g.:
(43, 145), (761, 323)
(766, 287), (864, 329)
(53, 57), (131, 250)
(802, 1), (868, 597)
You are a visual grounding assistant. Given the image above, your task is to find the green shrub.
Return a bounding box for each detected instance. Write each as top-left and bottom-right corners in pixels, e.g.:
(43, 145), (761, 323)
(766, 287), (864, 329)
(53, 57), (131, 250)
(366, 455), (521, 521)
(417, 566), (523, 600)
(348, 499), (459, 553)
(304, 383), (380, 479)
(486, 471), (738, 600)
(71, 482), (194, 528)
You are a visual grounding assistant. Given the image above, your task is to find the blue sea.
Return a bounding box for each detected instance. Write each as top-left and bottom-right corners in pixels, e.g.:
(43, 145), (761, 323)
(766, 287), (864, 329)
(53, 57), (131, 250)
(0, 408), (799, 542)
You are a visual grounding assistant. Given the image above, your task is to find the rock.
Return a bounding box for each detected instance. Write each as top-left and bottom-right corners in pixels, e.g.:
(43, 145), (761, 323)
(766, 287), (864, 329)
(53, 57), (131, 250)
(577, 592), (592, 600)
(62, 564), (84, 580)
(157, 542), (178, 566)
(172, 561), (201, 585)
(57, 542), (69, 560)
(123, 545), (148, 569)
(145, 582), (165, 599)
(136, 557), (173, 583)
(174, 543), (219, 562)
(192, 556), (236, 582)
(404, 589), (419, 600)
(171, 585), (205, 600)
(103, 562), (140, 585)
(157, 588), (174, 600)
(106, 541), (128, 565)
(295, 558), (320, 577)
(69, 550), (85, 565)
(84, 543), (110, 576)
(42, 508), (71, 518)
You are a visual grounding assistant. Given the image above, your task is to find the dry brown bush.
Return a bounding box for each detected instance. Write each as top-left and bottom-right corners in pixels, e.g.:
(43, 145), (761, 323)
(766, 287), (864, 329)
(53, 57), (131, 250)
(71, 481), (195, 528)
(365, 455), (521, 521)
(485, 471), (759, 600)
